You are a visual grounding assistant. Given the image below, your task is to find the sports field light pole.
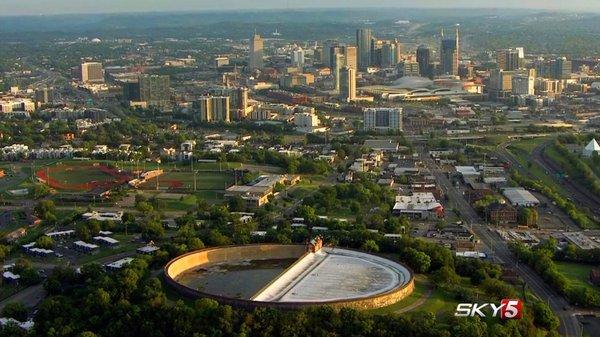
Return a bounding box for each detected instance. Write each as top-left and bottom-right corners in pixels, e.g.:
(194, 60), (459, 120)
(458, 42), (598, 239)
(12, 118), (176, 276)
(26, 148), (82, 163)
(194, 170), (197, 192)
(156, 159), (161, 191)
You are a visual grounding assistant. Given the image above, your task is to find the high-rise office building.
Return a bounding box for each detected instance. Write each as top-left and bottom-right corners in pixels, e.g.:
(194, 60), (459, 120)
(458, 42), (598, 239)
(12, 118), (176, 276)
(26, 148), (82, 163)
(80, 62), (104, 83)
(340, 67), (356, 102)
(122, 80), (140, 101)
(512, 74), (535, 96)
(194, 96), (231, 122)
(323, 40), (339, 67)
(356, 28), (372, 70)
(333, 53), (345, 94)
(380, 43), (396, 68)
(551, 57), (572, 80)
(488, 69), (514, 100)
(416, 45), (432, 78)
(329, 46), (343, 69)
(397, 61), (420, 77)
(208, 86), (249, 119)
(497, 49), (521, 71)
(440, 27), (459, 76)
(343, 46), (358, 70)
(139, 75), (171, 107)
(363, 108), (403, 132)
(35, 87), (54, 106)
(292, 49), (305, 68)
(249, 34), (264, 70)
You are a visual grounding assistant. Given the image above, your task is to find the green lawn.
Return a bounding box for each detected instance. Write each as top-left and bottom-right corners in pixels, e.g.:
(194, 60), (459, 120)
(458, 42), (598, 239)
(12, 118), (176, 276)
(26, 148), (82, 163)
(555, 261), (598, 292)
(47, 164), (116, 185)
(511, 138), (546, 153)
(156, 195), (200, 211)
(508, 142), (570, 196)
(369, 274), (430, 315)
(139, 171), (233, 191)
(414, 287), (458, 315)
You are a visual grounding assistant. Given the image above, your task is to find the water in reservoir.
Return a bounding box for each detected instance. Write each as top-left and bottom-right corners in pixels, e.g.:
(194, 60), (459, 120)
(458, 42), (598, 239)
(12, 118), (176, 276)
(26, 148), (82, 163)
(175, 258), (297, 299)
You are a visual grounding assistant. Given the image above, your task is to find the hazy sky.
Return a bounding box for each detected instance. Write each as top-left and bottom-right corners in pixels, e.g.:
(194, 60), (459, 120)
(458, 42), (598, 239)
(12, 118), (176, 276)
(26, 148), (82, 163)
(1, 0), (599, 16)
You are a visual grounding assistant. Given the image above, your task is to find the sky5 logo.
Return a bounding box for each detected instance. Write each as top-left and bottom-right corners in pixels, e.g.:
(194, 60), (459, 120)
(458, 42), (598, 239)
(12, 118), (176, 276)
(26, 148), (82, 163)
(455, 299), (523, 319)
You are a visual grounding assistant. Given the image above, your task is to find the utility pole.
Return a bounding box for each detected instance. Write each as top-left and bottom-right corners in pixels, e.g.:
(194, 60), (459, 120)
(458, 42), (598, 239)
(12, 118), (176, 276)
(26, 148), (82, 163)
(156, 161), (160, 191)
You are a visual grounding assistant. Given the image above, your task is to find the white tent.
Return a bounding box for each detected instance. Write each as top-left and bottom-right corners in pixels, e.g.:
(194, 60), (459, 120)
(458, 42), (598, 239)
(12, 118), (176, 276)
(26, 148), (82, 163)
(583, 139), (600, 158)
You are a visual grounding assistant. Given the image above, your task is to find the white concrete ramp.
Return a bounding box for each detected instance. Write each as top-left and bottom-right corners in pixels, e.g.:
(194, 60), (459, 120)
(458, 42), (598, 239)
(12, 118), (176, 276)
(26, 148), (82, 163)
(252, 248), (411, 303)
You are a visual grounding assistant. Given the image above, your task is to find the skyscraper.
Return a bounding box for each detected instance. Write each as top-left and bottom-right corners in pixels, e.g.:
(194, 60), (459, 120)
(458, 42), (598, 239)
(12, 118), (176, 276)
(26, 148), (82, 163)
(440, 27), (459, 76)
(512, 74), (535, 96)
(208, 86), (249, 120)
(497, 49), (521, 71)
(551, 57), (572, 80)
(343, 46), (358, 70)
(329, 45), (343, 69)
(356, 28), (372, 70)
(292, 48), (305, 68)
(80, 62), (104, 83)
(249, 34), (264, 70)
(416, 45), (432, 78)
(35, 87), (54, 106)
(323, 40), (339, 67)
(139, 75), (171, 107)
(333, 53), (345, 93)
(194, 96), (230, 122)
(488, 69), (514, 100)
(380, 43), (396, 68)
(340, 67), (356, 102)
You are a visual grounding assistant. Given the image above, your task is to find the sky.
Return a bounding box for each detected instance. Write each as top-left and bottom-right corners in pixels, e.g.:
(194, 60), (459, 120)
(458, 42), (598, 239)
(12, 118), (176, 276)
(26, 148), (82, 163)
(1, 0), (599, 16)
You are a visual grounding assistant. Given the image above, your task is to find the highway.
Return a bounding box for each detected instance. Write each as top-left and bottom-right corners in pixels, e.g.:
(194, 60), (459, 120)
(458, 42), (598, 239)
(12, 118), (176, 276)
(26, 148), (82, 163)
(425, 157), (580, 337)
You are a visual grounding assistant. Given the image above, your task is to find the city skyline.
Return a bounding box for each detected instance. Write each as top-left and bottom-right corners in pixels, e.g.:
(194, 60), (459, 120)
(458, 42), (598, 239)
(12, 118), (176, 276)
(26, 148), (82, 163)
(2, 0), (600, 16)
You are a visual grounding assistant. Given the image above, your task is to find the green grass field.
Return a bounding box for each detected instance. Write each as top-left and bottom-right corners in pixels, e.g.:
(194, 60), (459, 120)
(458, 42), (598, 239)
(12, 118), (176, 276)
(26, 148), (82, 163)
(369, 275), (430, 315)
(47, 165), (116, 185)
(555, 261), (598, 292)
(508, 140), (570, 196)
(139, 171), (233, 190)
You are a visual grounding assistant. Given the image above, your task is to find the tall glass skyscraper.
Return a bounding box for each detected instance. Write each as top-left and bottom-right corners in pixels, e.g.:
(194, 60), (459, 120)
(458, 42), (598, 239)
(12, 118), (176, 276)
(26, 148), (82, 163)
(440, 27), (459, 76)
(356, 28), (372, 70)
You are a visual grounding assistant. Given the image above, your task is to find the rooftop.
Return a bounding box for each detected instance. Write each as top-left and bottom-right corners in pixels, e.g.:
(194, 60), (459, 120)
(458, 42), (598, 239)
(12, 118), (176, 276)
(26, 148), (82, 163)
(502, 187), (540, 206)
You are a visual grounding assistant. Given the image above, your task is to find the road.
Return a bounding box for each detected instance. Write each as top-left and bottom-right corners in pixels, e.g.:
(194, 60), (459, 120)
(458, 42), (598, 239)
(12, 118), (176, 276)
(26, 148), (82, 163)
(0, 285), (45, 311)
(425, 157), (580, 337)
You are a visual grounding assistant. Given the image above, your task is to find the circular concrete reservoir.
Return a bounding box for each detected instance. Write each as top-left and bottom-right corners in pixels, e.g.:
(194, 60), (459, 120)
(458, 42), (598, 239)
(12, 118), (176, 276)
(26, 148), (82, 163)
(164, 244), (414, 310)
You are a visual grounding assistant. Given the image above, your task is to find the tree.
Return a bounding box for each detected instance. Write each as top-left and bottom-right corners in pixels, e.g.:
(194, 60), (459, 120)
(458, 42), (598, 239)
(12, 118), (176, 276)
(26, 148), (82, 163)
(402, 247), (431, 273)
(518, 207), (538, 227)
(34, 200), (57, 224)
(361, 240), (379, 253)
(296, 205), (317, 224)
(431, 266), (460, 286)
(77, 332), (99, 337)
(141, 220), (164, 241)
(228, 196), (246, 212)
(206, 230), (231, 246)
(532, 300), (560, 330)
(1, 302), (28, 321)
(35, 235), (54, 249)
(0, 244), (8, 286)
(434, 220), (446, 232)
